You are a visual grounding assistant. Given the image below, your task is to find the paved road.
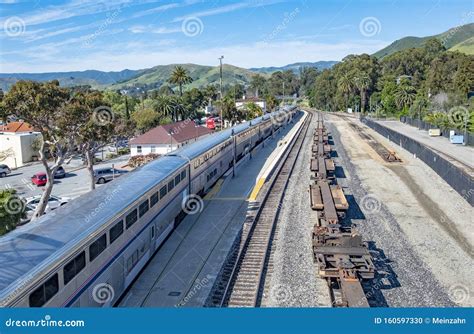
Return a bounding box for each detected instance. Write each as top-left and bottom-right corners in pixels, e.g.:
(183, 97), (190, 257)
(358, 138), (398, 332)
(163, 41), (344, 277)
(376, 120), (474, 169)
(0, 154), (130, 200)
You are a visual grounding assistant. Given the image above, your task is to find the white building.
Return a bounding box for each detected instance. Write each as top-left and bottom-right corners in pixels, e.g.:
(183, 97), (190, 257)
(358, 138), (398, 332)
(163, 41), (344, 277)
(0, 122), (41, 168)
(235, 96), (267, 113)
(129, 120), (213, 157)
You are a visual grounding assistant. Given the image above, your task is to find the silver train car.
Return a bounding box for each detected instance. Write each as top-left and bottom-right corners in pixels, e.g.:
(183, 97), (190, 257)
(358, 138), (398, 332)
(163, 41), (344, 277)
(0, 105), (298, 307)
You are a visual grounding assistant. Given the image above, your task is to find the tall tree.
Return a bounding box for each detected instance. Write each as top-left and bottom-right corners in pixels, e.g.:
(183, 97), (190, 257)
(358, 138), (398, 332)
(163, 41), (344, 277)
(4, 80), (77, 220)
(354, 73), (371, 113)
(169, 66), (193, 97)
(250, 74), (267, 97)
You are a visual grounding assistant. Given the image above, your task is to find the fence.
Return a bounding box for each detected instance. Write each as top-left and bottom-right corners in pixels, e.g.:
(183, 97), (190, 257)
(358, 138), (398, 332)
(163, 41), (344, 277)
(362, 117), (473, 206)
(400, 116), (474, 147)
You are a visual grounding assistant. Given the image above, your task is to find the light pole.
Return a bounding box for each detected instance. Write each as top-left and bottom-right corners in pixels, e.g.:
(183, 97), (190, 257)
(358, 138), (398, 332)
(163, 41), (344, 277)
(168, 129), (174, 153)
(218, 55), (224, 130)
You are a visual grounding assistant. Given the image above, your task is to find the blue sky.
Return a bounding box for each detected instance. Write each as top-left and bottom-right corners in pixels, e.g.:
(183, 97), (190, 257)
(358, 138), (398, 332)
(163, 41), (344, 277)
(0, 0), (472, 73)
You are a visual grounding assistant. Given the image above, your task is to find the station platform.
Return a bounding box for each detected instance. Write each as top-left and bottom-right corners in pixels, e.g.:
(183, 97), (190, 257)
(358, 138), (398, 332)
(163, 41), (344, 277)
(118, 112), (306, 307)
(376, 120), (474, 169)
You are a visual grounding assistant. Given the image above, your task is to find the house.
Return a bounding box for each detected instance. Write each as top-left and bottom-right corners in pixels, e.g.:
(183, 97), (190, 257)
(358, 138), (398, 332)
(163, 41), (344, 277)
(129, 120), (213, 156)
(235, 96), (267, 113)
(0, 121), (42, 168)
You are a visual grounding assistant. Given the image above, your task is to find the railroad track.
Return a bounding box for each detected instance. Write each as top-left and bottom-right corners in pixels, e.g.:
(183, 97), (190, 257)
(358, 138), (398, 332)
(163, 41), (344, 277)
(310, 112), (375, 307)
(218, 112), (312, 307)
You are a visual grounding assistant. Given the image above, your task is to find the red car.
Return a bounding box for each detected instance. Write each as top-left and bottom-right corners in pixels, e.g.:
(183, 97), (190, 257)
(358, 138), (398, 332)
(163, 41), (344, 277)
(31, 172), (47, 186)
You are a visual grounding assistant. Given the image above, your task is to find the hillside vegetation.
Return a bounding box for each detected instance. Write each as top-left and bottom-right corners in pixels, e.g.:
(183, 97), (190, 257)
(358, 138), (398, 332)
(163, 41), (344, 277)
(374, 23), (474, 58)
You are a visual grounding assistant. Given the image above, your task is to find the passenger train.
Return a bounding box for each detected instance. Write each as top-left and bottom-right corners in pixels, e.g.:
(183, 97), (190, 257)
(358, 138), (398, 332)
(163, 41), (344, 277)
(0, 105), (298, 307)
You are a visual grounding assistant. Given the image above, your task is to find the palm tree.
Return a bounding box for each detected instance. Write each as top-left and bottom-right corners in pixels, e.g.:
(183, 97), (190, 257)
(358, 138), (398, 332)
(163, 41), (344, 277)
(244, 102), (263, 120)
(156, 95), (175, 120)
(169, 66), (193, 97)
(338, 75), (354, 110)
(354, 74), (371, 113)
(394, 83), (416, 110)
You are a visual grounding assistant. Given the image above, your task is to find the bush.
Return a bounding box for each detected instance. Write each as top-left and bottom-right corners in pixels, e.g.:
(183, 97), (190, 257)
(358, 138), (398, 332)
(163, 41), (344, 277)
(117, 147), (130, 155)
(128, 153), (160, 168)
(106, 153), (117, 160)
(0, 189), (24, 236)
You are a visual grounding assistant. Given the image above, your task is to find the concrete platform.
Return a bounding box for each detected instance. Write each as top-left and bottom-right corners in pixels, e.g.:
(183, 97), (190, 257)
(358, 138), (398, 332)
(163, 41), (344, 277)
(376, 120), (474, 169)
(118, 112), (306, 307)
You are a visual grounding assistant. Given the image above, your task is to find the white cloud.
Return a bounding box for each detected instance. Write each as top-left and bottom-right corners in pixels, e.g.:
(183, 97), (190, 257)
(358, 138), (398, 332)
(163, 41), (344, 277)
(1, 39), (390, 73)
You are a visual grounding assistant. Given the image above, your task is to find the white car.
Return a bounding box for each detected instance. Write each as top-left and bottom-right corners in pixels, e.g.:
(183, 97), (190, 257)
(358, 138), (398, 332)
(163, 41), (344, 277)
(25, 195), (70, 213)
(19, 195), (70, 225)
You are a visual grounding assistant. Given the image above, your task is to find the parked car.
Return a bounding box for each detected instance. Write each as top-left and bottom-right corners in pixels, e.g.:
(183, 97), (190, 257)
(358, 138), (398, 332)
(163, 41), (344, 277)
(93, 167), (128, 184)
(31, 172), (47, 186)
(25, 195), (69, 212)
(19, 204), (35, 225)
(54, 166), (66, 179)
(0, 164), (11, 178)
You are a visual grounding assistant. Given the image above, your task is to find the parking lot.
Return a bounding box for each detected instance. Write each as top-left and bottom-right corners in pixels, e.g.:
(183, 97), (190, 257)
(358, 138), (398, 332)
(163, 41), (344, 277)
(0, 154), (130, 201)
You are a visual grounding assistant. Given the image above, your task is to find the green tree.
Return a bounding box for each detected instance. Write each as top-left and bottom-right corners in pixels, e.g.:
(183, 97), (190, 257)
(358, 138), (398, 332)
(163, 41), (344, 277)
(4, 80), (77, 220)
(0, 189), (24, 235)
(265, 94), (279, 112)
(244, 102), (263, 120)
(354, 73), (371, 113)
(169, 66), (193, 97)
(394, 79), (417, 110)
(250, 74), (267, 98)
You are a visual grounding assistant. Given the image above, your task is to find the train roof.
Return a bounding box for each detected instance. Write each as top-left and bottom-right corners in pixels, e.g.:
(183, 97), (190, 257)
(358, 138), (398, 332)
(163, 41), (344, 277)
(170, 110), (282, 160)
(0, 155), (186, 297)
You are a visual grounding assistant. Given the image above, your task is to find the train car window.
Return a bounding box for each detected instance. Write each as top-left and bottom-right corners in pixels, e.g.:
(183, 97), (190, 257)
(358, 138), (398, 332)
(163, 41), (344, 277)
(63, 252), (86, 285)
(139, 199), (149, 218)
(175, 174), (180, 185)
(181, 170), (186, 179)
(168, 179), (174, 192)
(160, 186), (167, 199)
(150, 192), (159, 207)
(29, 274), (59, 307)
(89, 234), (107, 262)
(126, 209), (138, 229)
(110, 220), (124, 244)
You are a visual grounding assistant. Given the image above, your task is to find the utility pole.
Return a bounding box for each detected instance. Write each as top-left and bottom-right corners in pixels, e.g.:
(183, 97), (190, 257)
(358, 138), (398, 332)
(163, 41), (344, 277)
(218, 55), (224, 130)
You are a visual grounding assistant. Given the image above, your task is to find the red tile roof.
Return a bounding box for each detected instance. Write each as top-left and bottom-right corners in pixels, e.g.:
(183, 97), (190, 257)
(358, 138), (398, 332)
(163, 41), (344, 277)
(130, 120), (213, 145)
(0, 121), (34, 133)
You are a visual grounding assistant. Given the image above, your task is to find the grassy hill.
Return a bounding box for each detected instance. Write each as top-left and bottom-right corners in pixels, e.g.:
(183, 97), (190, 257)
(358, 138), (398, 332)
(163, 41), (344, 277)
(250, 61), (338, 73)
(374, 23), (474, 58)
(0, 69), (142, 91)
(108, 63), (263, 92)
(449, 36), (474, 54)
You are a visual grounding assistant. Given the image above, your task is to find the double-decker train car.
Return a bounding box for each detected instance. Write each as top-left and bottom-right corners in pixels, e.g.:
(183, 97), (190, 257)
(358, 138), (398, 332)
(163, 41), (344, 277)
(0, 105), (298, 307)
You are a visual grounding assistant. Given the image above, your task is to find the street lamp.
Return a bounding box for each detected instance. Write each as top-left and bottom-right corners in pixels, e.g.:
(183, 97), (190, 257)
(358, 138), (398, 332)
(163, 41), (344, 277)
(168, 129), (175, 153)
(218, 55), (224, 130)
